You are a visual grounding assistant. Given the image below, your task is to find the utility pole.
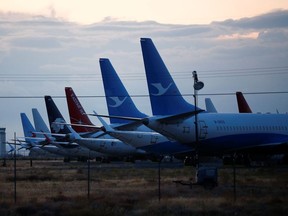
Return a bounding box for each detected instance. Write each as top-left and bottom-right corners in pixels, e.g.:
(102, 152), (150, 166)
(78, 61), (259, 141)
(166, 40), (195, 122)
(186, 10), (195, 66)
(192, 71), (204, 168)
(14, 132), (17, 203)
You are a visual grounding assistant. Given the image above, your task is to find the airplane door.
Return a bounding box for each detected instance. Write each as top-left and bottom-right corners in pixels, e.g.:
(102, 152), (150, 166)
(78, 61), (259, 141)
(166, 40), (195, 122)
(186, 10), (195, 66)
(198, 120), (208, 139)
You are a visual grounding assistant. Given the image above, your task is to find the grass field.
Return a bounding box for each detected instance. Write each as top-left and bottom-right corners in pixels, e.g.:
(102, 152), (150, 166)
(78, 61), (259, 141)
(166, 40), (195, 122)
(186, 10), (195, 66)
(0, 159), (287, 215)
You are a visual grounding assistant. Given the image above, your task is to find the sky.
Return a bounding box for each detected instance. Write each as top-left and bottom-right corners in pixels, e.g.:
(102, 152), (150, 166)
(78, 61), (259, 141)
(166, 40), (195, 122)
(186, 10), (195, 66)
(1, 0), (287, 25)
(0, 1), (288, 141)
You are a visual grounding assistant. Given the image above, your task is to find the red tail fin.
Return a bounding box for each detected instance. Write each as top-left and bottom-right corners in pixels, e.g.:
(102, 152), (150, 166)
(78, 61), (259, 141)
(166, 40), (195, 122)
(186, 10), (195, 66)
(236, 92), (252, 113)
(65, 87), (99, 133)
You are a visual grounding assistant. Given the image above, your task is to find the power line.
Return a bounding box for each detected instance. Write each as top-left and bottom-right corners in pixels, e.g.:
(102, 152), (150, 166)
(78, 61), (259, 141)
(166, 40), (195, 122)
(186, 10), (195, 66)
(0, 66), (287, 82)
(0, 91), (288, 99)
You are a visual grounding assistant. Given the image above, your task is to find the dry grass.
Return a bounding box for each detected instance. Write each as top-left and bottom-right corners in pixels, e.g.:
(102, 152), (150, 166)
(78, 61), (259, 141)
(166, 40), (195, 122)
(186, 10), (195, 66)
(0, 159), (287, 215)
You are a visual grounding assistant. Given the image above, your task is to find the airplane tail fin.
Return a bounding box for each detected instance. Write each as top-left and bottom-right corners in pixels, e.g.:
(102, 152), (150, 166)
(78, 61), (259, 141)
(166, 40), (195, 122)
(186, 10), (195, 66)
(32, 108), (50, 136)
(20, 113), (36, 143)
(236, 92), (252, 113)
(140, 38), (198, 115)
(205, 98), (217, 113)
(99, 58), (147, 124)
(44, 96), (71, 135)
(65, 87), (100, 133)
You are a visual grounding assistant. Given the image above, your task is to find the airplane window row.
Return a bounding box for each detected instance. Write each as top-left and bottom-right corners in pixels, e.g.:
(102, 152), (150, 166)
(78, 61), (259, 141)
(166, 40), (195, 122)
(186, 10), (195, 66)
(216, 125), (288, 132)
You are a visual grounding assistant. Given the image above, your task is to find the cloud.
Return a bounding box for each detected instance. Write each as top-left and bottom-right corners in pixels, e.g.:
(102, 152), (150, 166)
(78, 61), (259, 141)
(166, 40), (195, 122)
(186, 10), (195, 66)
(214, 9), (288, 29)
(11, 37), (62, 50)
(217, 32), (259, 40)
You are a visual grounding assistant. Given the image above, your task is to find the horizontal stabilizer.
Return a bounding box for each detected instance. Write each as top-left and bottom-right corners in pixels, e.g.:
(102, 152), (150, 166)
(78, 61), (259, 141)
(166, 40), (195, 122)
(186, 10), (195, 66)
(152, 109), (205, 123)
(52, 121), (103, 130)
(88, 112), (143, 122)
(94, 111), (115, 132)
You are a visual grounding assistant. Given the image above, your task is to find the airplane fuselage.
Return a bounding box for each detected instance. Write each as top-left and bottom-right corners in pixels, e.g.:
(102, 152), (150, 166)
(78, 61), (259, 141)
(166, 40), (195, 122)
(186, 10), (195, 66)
(106, 130), (193, 155)
(144, 113), (288, 153)
(75, 138), (146, 156)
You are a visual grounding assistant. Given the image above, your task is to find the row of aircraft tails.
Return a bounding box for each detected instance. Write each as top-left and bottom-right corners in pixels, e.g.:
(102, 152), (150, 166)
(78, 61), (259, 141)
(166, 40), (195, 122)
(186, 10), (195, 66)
(17, 38), (287, 165)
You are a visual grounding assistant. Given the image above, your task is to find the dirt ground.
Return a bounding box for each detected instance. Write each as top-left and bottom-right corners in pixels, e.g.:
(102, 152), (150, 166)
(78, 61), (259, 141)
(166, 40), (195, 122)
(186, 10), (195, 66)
(0, 159), (287, 215)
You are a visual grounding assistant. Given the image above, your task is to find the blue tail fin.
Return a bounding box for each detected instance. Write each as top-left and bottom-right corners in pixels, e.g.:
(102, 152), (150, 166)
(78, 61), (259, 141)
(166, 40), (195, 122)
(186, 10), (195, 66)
(32, 108), (50, 134)
(140, 38), (197, 115)
(20, 113), (36, 143)
(205, 98), (217, 113)
(99, 58), (147, 124)
(44, 96), (71, 134)
(21, 113), (35, 137)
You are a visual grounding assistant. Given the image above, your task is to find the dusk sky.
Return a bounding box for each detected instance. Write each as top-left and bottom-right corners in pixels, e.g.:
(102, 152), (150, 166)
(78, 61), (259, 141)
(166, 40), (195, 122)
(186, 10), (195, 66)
(0, 1), (288, 140)
(2, 0), (288, 25)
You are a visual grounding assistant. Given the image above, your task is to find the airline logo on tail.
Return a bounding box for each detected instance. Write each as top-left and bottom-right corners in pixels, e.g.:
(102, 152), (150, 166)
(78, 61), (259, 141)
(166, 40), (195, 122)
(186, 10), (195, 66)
(108, 97), (127, 107)
(70, 119), (83, 125)
(51, 118), (65, 133)
(70, 93), (85, 115)
(150, 83), (172, 96)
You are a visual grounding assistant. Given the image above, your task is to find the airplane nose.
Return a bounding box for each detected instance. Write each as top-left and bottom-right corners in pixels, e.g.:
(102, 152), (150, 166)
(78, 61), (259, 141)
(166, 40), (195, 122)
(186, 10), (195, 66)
(142, 117), (149, 126)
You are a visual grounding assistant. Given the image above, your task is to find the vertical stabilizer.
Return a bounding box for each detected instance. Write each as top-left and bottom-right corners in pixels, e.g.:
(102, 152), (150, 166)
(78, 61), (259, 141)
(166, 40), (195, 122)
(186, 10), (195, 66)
(236, 92), (252, 113)
(20, 113), (36, 139)
(32, 108), (50, 136)
(65, 87), (99, 133)
(140, 38), (197, 115)
(44, 96), (71, 135)
(205, 98), (217, 113)
(100, 58), (147, 124)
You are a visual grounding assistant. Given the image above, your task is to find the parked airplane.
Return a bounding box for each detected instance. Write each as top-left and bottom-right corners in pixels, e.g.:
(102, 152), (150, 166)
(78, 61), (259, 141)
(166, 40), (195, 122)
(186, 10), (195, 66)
(31, 108), (108, 159)
(96, 38), (288, 155)
(65, 85), (192, 156)
(20, 112), (102, 159)
(98, 58), (194, 156)
(45, 96), (146, 158)
(138, 38), (288, 154)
